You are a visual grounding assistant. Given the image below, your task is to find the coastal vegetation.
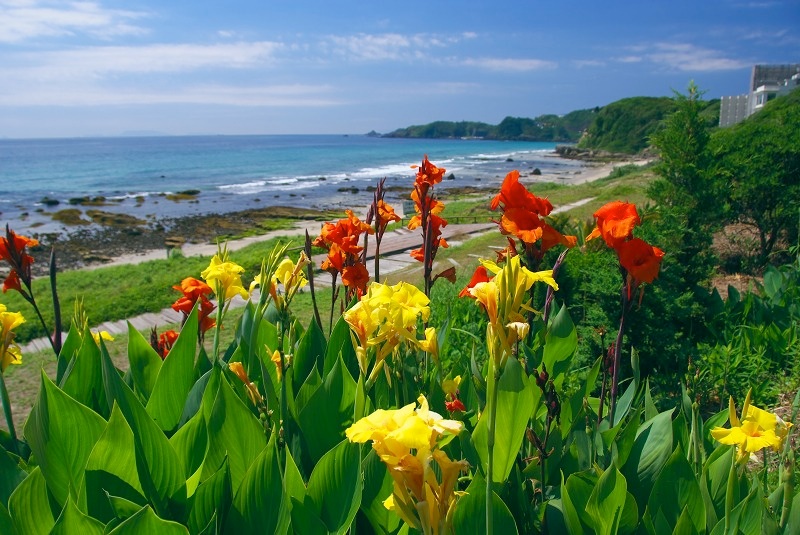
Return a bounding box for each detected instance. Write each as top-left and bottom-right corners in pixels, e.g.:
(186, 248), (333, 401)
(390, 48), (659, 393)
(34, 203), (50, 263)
(0, 87), (798, 533)
(384, 110), (596, 142)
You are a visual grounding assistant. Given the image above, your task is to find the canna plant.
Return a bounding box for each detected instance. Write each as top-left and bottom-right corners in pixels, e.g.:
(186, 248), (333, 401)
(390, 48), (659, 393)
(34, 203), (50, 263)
(0, 159), (797, 535)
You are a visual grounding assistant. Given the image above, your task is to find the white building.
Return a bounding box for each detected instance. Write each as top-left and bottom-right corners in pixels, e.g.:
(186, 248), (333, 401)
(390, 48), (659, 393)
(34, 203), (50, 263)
(719, 64), (800, 127)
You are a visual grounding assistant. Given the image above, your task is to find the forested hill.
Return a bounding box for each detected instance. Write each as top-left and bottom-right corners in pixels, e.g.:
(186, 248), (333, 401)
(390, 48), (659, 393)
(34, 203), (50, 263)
(383, 109), (597, 142)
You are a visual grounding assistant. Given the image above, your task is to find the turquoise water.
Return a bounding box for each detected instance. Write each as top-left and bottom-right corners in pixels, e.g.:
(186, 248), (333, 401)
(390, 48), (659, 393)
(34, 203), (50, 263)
(0, 135), (578, 235)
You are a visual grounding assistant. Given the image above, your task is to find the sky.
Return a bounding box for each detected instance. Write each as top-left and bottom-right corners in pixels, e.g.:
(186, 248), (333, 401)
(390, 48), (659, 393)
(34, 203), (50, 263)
(1, 0), (798, 138)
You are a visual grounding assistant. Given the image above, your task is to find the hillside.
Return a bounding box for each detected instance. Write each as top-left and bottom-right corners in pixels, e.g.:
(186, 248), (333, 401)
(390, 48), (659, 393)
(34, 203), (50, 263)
(383, 109), (596, 142)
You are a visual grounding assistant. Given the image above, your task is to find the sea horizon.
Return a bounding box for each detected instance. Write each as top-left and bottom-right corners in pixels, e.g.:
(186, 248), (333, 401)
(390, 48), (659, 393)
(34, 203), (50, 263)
(1, 134), (586, 239)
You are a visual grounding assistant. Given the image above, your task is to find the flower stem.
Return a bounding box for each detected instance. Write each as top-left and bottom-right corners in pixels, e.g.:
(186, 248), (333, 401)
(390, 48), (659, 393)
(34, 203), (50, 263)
(485, 357), (500, 535)
(608, 280), (628, 424)
(0, 372), (19, 455)
(724, 448), (737, 534)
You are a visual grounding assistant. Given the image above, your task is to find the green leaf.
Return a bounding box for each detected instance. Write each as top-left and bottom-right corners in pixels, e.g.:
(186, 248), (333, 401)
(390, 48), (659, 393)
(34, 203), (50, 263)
(560, 474), (585, 535)
(292, 318), (327, 395)
(100, 347), (185, 512)
(82, 404), (146, 524)
(60, 329), (106, 413)
(202, 373), (267, 491)
(324, 314), (358, 380)
(126, 322), (163, 400)
(56, 326), (83, 383)
(621, 409), (674, 514)
(700, 446), (733, 528)
(586, 466), (628, 535)
(452, 471), (518, 534)
(283, 448), (307, 503)
(644, 444), (705, 534)
(187, 457), (231, 535)
(542, 304), (578, 389)
(8, 467), (55, 534)
(472, 356), (534, 483)
(359, 448), (401, 535)
(0, 446), (26, 506)
(106, 505), (189, 534)
(306, 439), (362, 534)
(297, 355), (357, 464)
(170, 409), (208, 482)
(224, 430), (289, 534)
(51, 495), (104, 535)
(565, 471), (600, 531)
(24, 369), (107, 506)
(146, 307), (199, 432)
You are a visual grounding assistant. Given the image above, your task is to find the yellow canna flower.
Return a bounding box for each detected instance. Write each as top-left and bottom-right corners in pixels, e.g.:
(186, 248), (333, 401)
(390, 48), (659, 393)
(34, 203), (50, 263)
(347, 395), (467, 534)
(201, 253), (248, 302)
(711, 390), (793, 463)
(416, 327), (438, 359)
(228, 361), (263, 405)
(442, 375), (461, 397)
(91, 330), (114, 344)
(0, 305), (25, 373)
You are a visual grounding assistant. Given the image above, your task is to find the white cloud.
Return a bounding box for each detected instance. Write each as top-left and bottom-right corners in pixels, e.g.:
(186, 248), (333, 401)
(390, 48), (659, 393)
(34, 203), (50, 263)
(461, 57), (556, 72)
(0, 0), (149, 43)
(8, 41), (283, 80)
(573, 59), (606, 68)
(645, 43), (749, 71)
(326, 32), (446, 61)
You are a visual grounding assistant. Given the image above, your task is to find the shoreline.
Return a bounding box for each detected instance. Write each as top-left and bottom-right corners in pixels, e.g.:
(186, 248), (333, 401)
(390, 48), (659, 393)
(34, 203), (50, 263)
(19, 154), (649, 273)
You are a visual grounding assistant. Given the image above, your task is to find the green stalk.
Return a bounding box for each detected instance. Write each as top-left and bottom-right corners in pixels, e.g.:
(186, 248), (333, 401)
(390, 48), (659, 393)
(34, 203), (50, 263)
(485, 356), (500, 535)
(724, 448), (737, 534)
(0, 372), (18, 455)
(212, 287), (224, 361)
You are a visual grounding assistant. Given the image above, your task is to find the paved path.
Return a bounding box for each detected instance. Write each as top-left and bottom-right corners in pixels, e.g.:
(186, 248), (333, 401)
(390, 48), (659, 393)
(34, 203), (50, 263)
(21, 198), (594, 355)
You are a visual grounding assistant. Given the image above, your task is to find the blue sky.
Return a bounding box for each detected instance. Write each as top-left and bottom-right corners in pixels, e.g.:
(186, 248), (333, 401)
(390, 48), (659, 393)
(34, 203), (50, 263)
(1, 0), (798, 138)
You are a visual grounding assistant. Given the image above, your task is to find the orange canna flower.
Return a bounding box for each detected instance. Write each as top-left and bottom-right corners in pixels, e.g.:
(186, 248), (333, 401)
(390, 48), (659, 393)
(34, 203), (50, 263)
(586, 201), (641, 248)
(342, 263), (370, 294)
(616, 238), (665, 284)
(499, 207), (545, 244)
(539, 222), (579, 253)
(0, 227), (39, 295)
(490, 170), (553, 216)
(171, 276), (216, 333)
(412, 155), (446, 188)
(376, 200), (401, 232)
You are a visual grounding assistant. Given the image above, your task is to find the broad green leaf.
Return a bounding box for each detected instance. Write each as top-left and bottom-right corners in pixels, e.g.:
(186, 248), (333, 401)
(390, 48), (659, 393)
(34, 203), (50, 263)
(452, 471), (518, 535)
(0, 446), (26, 506)
(644, 379), (659, 421)
(60, 328), (106, 413)
(473, 356), (534, 483)
(306, 439), (362, 534)
(283, 448), (307, 503)
(51, 495), (104, 535)
(107, 494), (143, 523)
(359, 448), (401, 535)
(292, 317), (327, 395)
(762, 265), (782, 299)
(0, 503), (13, 535)
(146, 307), (199, 432)
(542, 304), (578, 389)
(564, 471), (600, 532)
(784, 490), (800, 535)
(178, 368), (213, 428)
(83, 404), (145, 524)
(289, 496), (328, 535)
(126, 322), (162, 400)
(644, 444), (705, 534)
(8, 467), (54, 535)
(170, 409), (208, 482)
(202, 374), (267, 491)
(24, 369), (107, 506)
(613, 407), (642, 469)
(560, 475), (585, 535)
(297, 356), (357, 464)
(106, 505), (189, 534)
(621, 408), (674, 513)
(100, 347), (185, 511)
(187, 457), (231, 535)
(294, 366), (323, 418)
(586, 466), (627, 535)
(323, 314), (358, 380)
(225, 431), (289, 534)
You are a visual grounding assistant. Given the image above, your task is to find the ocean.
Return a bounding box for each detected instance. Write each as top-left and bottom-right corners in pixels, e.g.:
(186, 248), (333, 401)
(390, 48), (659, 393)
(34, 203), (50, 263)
(0, 135), (584, 237)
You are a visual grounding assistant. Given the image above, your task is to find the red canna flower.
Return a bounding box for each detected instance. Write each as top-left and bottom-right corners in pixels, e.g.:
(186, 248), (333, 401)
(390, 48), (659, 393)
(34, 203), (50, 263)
(459, 265), (492, 298)
(586, 201), (641, 248)
(412, 155), (446, 188)
(342, 263), (370, 294)
(157, 329), (179, 359)
(314, 210), (374, 294)
(171, 277), (216, 333)
(445, 398), (466, 413)
(616, 238), (665, 285)
(491, 170), (553, 216)
(0, 226), (39, 296)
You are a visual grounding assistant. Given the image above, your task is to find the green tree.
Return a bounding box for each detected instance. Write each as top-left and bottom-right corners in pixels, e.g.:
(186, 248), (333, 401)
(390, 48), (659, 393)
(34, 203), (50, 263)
(711, 88), (800, 267)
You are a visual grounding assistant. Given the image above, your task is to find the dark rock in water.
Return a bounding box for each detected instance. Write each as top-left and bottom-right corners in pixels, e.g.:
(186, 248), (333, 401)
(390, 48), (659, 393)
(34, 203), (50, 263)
(366, 185), (377, 192)
(532, 168), (542, 175)
(506, 157), (514, 162)
(40, 196), (60, 207)
(318, 177), (326, 181)
(446, 172), (456, 180)
(338, 187), (359, 194)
